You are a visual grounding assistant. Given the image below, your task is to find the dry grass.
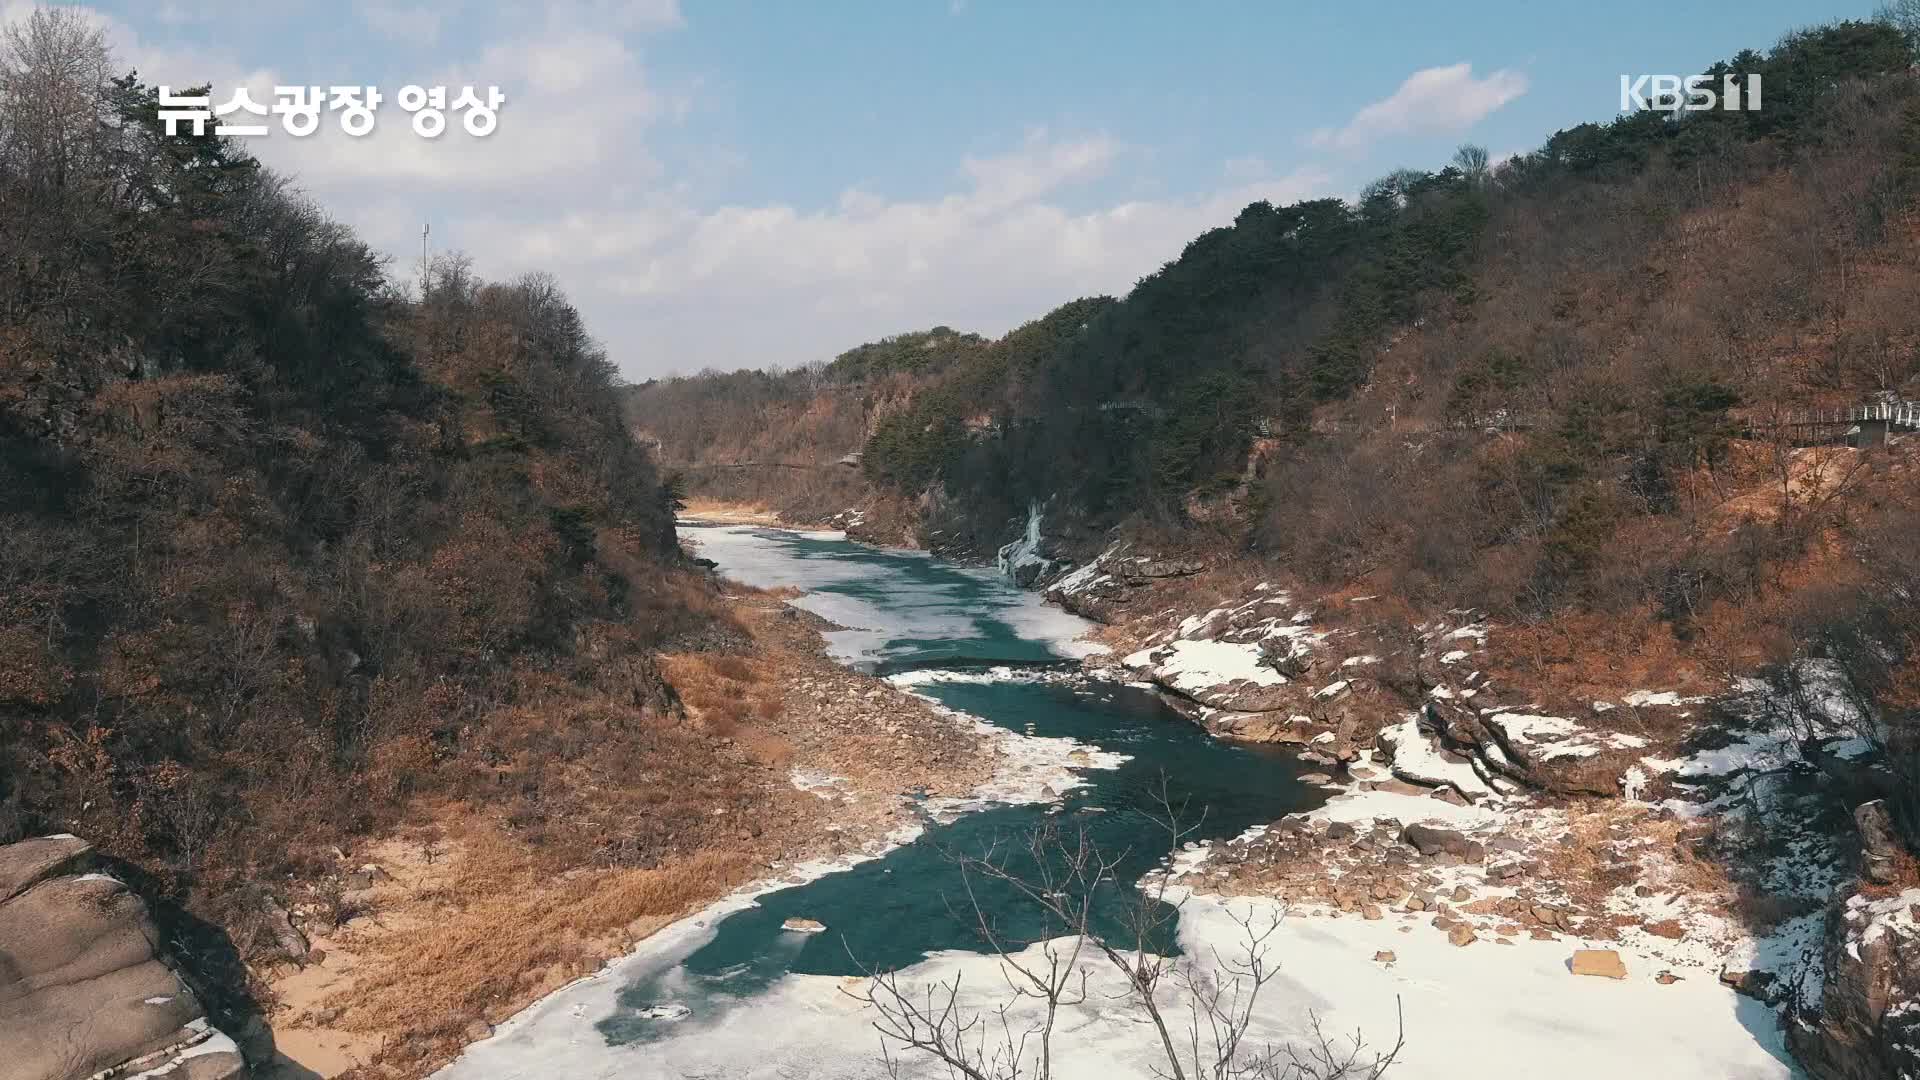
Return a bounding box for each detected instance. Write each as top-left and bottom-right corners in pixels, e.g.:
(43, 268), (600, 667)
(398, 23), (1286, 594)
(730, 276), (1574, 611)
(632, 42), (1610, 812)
(660, 650), (786, 741)
(734, 728), (796, 770)
(325, 825), (760, 1067)
(1544, 801), (1737, 913)
(678, 498), (784, 525)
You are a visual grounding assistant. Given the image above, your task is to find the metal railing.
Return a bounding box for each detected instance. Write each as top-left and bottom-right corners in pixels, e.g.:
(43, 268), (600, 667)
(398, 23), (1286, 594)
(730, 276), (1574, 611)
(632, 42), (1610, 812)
(1764, 401), (1920, 430)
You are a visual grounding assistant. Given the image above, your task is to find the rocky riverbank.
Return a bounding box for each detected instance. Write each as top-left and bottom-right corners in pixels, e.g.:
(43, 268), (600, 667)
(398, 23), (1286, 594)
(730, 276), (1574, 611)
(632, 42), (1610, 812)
(242, 574), (1011, 1079)
(1039, 537), (1916, 1078)
(492, 504), (1916, 1076)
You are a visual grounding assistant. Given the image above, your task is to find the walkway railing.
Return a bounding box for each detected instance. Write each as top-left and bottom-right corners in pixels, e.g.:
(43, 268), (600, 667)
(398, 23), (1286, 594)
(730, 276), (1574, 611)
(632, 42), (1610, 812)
(1757, 401), (1920, 431)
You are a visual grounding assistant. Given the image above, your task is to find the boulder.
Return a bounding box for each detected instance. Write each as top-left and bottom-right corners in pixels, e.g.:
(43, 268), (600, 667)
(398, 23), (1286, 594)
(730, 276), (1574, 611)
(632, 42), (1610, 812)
(1719, 967), (1778, 1001)
(1570, 949), (1627, 980)
(342, 863), (391, 891)
(1448, 923), (1477, 947)
(0, 837), (247, 1080)
(238, 888), (307, 965)
(1400, 823), (1483, 862)
(781, 917), (828, 934)
(0, 834), (94, 901)
(1373, 778), (1431, 797)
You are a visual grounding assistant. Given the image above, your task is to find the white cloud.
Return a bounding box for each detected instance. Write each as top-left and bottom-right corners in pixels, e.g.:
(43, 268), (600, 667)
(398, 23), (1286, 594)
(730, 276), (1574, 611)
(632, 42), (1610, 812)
(244, 28), (661, 191)
(960, 129), (1120, 211)
(541, 0), (683, 32)
(1311, 62), (1527, 152)
(356, 2), (444, 45)
(4, 2), (1335, 379)
(424, 148), (1330, 376)
(1222, 154), (1270, 182)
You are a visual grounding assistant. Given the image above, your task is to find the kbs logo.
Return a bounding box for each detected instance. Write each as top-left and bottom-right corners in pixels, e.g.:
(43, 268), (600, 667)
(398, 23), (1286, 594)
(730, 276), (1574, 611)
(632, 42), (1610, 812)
(1619, 74), (1762, 113)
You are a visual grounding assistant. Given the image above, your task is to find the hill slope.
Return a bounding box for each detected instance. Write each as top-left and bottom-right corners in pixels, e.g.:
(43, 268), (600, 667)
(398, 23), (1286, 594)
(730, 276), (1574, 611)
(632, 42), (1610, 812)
(0, 14), (779, 1058)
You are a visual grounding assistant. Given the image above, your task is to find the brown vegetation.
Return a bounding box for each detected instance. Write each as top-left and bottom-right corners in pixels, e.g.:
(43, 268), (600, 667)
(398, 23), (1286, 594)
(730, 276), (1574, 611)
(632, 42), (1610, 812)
(0, 13), (820, 1059)
(251, 588), (1001, 1076)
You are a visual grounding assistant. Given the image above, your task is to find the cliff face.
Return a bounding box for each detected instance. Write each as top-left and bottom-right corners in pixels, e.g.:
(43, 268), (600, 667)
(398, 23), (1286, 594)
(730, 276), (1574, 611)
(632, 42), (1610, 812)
(1790, 881), (1920, 1079)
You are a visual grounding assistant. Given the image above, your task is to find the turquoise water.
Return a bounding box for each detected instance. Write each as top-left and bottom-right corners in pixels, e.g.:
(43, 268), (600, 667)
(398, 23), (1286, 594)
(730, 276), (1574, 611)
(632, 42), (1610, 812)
(597, 526), (1319, 1045)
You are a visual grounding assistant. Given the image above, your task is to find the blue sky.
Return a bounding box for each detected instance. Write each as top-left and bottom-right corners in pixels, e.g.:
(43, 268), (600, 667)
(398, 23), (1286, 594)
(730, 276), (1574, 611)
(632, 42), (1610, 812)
(17, 0), (1867, 377)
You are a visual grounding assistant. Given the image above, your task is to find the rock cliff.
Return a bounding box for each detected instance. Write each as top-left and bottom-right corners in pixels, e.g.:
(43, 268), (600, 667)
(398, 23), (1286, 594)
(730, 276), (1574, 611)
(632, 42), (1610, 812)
(0, 836), (246, 1080)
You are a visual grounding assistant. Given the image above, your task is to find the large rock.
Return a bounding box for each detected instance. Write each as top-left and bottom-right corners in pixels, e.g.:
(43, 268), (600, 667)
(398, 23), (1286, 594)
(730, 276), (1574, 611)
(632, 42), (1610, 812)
(1571, 949), (1627, 980)
(1789, 884), (1920, 1079)
(1400, 823), (1484, 862)
(0, 834), (94, 902)
(0, 837), (247, 1080)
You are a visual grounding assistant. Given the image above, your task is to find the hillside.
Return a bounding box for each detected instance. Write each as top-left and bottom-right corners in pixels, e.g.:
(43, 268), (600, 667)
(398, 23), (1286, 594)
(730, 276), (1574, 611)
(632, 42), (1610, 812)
(633, 21), (1920, 613)
(630, 22), (1920, 1075)
(0, 13), (994, 1076)
(631, 21), (1920, 792)
(622, 325), (993, 536)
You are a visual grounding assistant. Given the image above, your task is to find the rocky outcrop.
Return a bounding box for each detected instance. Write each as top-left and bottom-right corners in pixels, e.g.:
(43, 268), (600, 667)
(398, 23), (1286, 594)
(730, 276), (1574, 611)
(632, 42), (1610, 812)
(1789, 881), (1920, 1079)
(1855, 800), (1902, 886)
(1400, 823), (1484, 862)
(1787, 800), (1920, 1080)
(1043, 545), (1207, 623)
(1419, 698), (1637, 798)
(0, 835), (247, 1080)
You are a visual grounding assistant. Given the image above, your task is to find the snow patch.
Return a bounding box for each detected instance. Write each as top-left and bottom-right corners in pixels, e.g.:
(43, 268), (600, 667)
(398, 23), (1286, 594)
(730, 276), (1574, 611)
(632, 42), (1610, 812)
(1489, 713), (1647, 761)
(788, 769), (851, 800)
(1377, 716), (1493, 798)
(1124, 639), (1287, 692)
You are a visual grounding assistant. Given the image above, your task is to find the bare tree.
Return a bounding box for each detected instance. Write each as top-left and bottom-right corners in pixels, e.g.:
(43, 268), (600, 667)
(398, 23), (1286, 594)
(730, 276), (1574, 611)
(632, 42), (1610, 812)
(848, 786), (1403, 1080)
(1877, 0), (1920, 57)
(0, 6), (114, 192)
(1452, 144), (1491, 188)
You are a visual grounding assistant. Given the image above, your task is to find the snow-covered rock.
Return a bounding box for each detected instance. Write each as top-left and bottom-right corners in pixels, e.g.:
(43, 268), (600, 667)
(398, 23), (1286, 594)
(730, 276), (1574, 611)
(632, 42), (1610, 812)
(1377, 715), (1494, 799)
(1791, 884), (1920, 1079)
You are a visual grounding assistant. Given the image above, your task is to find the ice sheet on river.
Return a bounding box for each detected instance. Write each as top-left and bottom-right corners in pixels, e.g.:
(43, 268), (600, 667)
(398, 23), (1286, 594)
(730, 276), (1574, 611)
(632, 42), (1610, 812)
(438, 886), (1795, 1080)
(459, 526), (1800, 1079)
(682, 524), (1104, 663)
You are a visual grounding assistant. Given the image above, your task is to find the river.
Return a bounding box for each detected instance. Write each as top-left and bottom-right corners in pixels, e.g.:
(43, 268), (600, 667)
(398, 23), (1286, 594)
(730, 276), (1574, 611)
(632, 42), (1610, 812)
(434, 525), (1801, 1080)
(434, 524), (1321, 1077)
